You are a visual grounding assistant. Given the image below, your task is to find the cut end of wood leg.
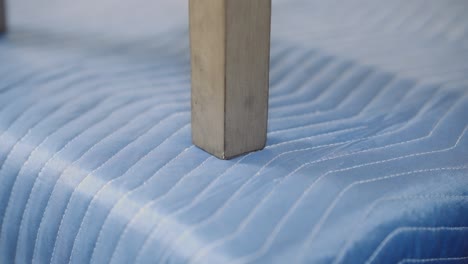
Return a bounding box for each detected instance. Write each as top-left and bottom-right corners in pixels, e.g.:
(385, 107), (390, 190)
(193, 139), (267, 160)
(193, 142), (267, 160)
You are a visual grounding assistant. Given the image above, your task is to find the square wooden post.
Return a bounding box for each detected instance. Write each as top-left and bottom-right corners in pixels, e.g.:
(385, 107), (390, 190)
(0, 0), (6, 33)
(190, 0), (271, 160)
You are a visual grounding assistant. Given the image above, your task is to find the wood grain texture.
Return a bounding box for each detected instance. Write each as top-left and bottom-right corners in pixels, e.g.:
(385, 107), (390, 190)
(190, 0), (271, 160)
(0, 0), (5, 33)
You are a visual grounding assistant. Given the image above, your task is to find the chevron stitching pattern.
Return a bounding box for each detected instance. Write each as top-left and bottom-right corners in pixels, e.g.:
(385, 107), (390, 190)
(0, 0), (468, 263)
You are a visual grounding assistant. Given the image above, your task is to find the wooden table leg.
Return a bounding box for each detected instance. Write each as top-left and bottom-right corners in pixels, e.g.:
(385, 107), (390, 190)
(190, 0), (271, 160)
(0, 0), (5, 33)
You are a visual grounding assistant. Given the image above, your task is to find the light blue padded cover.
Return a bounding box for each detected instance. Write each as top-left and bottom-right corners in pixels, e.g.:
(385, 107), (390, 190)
(0, 0), (467, 263)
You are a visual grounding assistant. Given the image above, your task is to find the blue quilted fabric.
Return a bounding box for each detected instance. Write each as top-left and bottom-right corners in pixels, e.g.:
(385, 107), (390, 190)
(0, 0), (467, 263)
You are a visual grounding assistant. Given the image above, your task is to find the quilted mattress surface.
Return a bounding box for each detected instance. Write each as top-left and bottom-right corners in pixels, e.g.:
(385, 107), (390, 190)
(0, 0), (467, 263)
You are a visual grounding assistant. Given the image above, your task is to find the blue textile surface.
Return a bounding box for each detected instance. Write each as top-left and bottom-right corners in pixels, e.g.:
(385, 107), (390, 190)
(0, 0), (467, 263)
